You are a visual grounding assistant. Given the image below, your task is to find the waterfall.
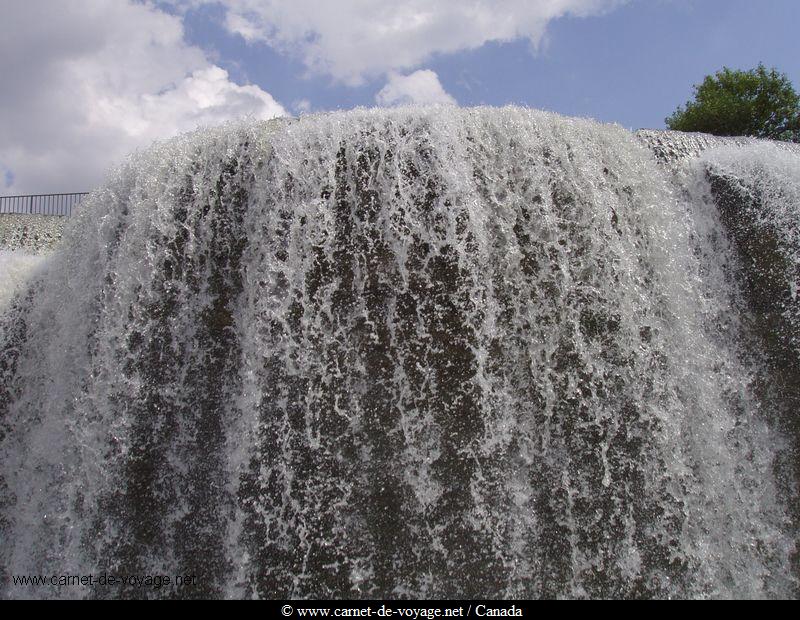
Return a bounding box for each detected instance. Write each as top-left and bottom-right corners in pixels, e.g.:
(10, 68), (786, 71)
(1, 108), (797, 599)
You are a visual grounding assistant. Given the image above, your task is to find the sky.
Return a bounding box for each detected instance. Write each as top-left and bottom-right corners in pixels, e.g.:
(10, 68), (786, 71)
(1, 0), (799, 195)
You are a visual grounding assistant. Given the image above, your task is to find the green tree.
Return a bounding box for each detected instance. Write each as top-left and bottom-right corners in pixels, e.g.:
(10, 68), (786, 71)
(666, 64), (800, 141)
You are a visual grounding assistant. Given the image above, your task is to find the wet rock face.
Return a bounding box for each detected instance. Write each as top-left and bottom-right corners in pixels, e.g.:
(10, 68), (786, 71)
(637, 131), (800, 395)
(704, 159), (800, 581)
(1, 111), (798, 599)
(638, 130), (800, 584)
(638, 131), (800, 388)
(707, 171), (799, 375)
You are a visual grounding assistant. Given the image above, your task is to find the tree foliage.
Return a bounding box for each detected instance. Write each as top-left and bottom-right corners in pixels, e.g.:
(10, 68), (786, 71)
(666, 64), (800, 142)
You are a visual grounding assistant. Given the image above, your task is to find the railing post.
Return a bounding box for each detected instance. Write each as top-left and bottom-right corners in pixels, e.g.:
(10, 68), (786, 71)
(0, 192), (88, 217)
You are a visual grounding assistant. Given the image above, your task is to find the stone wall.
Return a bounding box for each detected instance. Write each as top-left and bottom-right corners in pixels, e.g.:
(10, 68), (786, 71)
(0, 214), (65, 252)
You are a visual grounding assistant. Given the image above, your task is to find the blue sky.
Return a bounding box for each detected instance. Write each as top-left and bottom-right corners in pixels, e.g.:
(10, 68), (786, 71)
(2, 0), (799, 194)
(175, 0), (800, 129)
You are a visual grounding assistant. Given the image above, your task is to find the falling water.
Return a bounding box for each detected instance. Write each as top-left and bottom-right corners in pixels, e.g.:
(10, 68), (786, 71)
(1, 108), (797, 599)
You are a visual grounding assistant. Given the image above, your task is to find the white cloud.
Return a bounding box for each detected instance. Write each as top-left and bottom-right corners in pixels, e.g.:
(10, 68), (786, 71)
(376, 71), (457, 106)
(292, 99), (313, 115)
(0, 0), (286, 195)
(179, 0), (629, 84)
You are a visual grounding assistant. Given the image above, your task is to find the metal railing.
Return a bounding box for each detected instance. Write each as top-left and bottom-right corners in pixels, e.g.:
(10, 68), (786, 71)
(0, 193), (89, 217)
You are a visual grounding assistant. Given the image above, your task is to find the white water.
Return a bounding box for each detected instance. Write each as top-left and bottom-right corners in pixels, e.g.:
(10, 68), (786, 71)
(0, 250), (49, 311)
(0, 108), (796, 598)
(700, 143), (800, 359)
